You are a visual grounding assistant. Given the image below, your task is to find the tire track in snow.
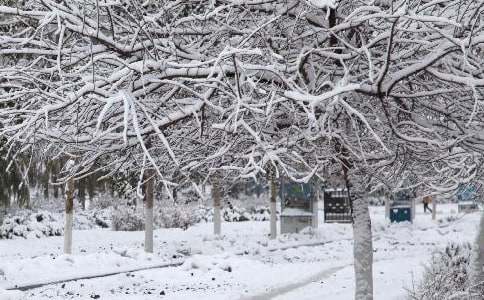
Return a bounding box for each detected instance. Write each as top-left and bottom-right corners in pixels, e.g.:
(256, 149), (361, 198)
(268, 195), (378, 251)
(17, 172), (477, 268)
(239, 264), (349, 300)
(243, 247), (445, 300)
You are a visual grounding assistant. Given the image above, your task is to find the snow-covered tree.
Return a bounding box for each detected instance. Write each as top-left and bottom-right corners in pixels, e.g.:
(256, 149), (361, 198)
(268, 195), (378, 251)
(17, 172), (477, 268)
(0, 0), (483, 298)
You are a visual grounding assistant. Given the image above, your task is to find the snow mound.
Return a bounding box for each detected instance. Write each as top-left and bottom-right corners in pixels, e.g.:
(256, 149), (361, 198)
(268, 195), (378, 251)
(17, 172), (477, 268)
(181, 255), (233, 273)
(0, 288), (23, 300)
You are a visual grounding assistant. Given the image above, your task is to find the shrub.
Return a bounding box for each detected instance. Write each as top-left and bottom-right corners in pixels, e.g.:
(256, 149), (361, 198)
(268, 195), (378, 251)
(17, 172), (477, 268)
(111, 206), (144, 231)
(0, 210), (63, 239)
(91, 196), (115, 209)
(250, 206), (274, 221)
(0, 0), (16, 6)
(196, 204), (277, 223)
(223, 204), (251, 222)
(155, 205), (198, 230)
(408, 242), (483, 299)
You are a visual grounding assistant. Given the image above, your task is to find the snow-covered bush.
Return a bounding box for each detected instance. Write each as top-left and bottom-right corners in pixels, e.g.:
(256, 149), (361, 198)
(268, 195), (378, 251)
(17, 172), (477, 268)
(0, 201), (277, 237)
(223, 204), (251, 222)
(155, 205), (199, 230)
(0, 210), (63, 239)
(90, 209), (111, 228)
(91, 196), (116, 209)
(0, 209), (113, 239)
(0, 0), (16, 7)
(111, 206), (144, 231)
(437, 215), (460, 226)
(250, 206), (274, 221)
(408, 242), (483, 299)
(152, 202), (275, 230)
(197, 204), (276, 223)
(76, 209), (112, 229)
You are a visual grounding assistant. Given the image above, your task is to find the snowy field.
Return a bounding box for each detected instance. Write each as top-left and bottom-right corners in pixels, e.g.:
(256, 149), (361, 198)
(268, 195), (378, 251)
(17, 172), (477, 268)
(0, 203), (480, 300)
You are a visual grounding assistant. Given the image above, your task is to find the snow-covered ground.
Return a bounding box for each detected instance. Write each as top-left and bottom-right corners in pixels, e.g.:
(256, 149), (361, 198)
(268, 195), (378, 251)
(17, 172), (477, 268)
(0, 203), (480, 299)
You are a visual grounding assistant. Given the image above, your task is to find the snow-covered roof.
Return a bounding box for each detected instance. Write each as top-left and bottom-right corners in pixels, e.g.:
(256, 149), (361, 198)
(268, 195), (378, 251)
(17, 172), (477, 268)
(391, 205), (411, 209)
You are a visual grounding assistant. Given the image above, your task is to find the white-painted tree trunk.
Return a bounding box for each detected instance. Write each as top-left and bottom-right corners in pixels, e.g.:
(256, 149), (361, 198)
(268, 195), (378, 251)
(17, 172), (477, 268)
(212, 179), (221, 235)
(64, 177), (74, 254)
(269, 173), (277, 239)
(385, 197), (390, 220)
(352, 196), (373, 300)
(64, 212), (73, 254)
(270, 201), (277, 239)
(431, 197), (437, 221)
(321, 191), (325, 223)
(214, 206), (221, 235)
(144, 169), (154, 253)
(312, 192), (319, 229)
(145, 207), (153, 253)
(411, 197), (416, 222)
(470, 210), (484, 293)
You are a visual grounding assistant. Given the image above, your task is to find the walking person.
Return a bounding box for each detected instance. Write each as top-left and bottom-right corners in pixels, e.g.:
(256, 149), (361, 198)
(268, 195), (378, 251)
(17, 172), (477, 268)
(423, 195), (433, 213)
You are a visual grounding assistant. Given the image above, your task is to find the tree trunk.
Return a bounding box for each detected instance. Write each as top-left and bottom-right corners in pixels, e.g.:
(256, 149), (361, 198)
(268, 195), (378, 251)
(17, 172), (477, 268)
(385, 196), (390, 220)
(87, 174), (96, 201)
(339, 126), (374, 299)
(52, 178), (59, 198)
(78, 178), (86, 210)
(43, 173), (49, 201)
(411, 197), (416, 222)
(173, 188), (178, 204)
(64, 177), (74, 254)
(312, 189), (319, 229)
(431, 197), (437, 220)
(470, 210), (484, 294)
(18, 183), (30, 209)
(352, 196), (374, 300)
(52, 161), (59, 199)
(212, 178), (221, 235)
(108, 178), (115, 198)
(144, 168), (154, 253)
(269, 175), (277, 239)
(0, 199), (6, 225)
(43, 161), (50, 200)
